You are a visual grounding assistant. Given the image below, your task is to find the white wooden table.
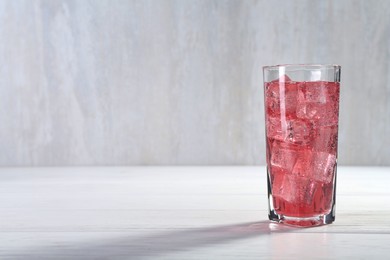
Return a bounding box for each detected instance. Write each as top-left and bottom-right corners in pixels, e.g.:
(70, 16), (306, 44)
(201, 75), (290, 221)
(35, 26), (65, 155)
(0, 166), (389, 259)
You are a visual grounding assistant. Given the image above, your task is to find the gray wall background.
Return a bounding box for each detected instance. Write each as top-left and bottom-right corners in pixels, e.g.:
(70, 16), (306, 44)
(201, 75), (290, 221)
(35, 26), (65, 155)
(0, 0), (389, 166)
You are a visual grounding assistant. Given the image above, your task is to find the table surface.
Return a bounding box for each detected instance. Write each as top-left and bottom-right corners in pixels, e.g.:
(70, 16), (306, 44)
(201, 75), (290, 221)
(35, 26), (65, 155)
(0, 166), (389, 259)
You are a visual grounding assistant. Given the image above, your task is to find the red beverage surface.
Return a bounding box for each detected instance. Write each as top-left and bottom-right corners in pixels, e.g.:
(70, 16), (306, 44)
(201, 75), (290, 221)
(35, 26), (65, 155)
(265, 78), (339, 218)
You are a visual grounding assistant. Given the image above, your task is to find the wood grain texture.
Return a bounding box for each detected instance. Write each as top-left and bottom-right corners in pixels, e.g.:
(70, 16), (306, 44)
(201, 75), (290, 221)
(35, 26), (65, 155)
(0, 166), (390, 259)
(0, 0), (389, 166)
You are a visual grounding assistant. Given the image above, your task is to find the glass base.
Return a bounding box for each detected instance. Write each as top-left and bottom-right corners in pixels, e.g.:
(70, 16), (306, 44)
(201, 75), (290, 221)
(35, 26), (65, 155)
(267, 167), (336, 227)
(268, 210), (335, 227)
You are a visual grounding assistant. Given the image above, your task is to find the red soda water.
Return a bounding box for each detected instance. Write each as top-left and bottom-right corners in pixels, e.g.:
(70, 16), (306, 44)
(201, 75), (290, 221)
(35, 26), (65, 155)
(265, 77), (340, 219)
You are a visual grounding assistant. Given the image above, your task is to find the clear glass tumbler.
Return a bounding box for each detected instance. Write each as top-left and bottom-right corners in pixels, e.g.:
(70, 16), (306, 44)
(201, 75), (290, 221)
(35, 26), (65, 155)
(263, 64), (341, 227)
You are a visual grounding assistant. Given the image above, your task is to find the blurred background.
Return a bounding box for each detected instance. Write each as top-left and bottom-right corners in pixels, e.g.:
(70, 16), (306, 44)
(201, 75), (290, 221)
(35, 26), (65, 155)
(0, 0), (389, 166)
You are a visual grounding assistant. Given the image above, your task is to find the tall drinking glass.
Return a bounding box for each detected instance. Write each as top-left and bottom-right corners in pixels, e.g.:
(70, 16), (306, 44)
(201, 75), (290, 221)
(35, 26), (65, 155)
(263, 64), (341, 227)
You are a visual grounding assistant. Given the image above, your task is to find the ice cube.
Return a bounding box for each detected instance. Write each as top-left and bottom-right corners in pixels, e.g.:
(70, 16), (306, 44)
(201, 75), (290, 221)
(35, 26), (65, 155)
(271, 168), (295, 202)
(275, 74), (292, 82)
(297, 102), (339, 126)
(319, 182), (334, 210)
(283, 84), (299, 117)
(292, 151), (312, 178)
(294, 177), (317, 205)
(312, 126), (338, 153)
(265, 83), (281, 116)
(298, 81), (328, 103)
(286, 119), (312, 144)
(265, 80), (298, 117)
(270, 141), (298, 171)
(266, 116), (313, 145)
(296, 102), (318, 119)
(296, 81), (340, 126)
(293, 151), (336, 183)
(266, 116), (286, 141)
(312, 152), (336, 183)
(272, 171), (317, 204)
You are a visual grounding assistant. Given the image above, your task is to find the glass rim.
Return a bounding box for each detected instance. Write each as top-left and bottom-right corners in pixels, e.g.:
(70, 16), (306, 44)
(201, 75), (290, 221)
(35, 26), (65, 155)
(263, 64), (341, 70)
